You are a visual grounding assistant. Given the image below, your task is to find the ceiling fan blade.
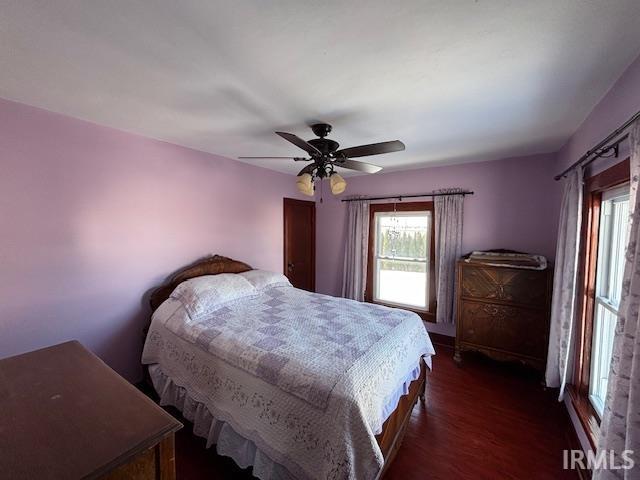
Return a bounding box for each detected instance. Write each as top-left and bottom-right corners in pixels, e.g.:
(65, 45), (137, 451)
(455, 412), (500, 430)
(238, 156), (308, 160)
(298, 164), (316, 176)
(275, 131), (322, 156)
(335, 159), (382, 174)
(334, 140), (405, 158)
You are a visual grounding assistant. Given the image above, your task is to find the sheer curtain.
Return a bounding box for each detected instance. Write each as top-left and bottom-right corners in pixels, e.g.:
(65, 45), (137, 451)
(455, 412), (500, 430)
(434, 189), (464, 323)
(593, 121), (640, 480)
(545, 167), (583, 398)
(342, 198), (370, 301)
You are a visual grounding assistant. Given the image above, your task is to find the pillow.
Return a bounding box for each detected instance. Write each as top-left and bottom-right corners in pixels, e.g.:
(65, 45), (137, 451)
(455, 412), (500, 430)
(239, 269), (292, 290)
(170, 274), (256, 319)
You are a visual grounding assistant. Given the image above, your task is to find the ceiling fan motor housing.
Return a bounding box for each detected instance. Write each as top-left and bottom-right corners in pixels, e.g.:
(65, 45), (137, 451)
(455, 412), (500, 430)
(308, 123), (340, 155)
(308, 137), (340, 155)
(310, 123), (332, 138)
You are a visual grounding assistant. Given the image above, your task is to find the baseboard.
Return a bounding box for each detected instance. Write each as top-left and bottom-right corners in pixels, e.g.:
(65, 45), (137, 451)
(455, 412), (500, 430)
(429, 332), (455, 347)
(564, 400), (592, 480)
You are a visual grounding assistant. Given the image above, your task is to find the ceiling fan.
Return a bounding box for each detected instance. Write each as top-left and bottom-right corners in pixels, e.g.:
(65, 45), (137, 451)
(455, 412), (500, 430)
(239, 123), (405, 196)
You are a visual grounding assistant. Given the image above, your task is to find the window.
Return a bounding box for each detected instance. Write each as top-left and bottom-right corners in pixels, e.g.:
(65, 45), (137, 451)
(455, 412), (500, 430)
(571, 158), (630, 449)
(588, 187), (630, 415)
(365, 202), (436, 321)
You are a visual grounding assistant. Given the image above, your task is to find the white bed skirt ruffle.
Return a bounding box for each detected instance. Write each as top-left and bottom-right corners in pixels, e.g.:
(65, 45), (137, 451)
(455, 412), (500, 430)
(149, 361), (422, 480)
(149, 364), (297, 480)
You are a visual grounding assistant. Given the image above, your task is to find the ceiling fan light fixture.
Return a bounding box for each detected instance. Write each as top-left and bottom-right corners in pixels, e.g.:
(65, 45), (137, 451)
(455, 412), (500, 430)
(329, 172), (347, 195)
(296, 173), (315, 196)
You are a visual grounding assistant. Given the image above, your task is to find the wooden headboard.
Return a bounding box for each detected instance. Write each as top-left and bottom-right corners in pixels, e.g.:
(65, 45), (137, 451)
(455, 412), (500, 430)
(148, 255), (253, 312)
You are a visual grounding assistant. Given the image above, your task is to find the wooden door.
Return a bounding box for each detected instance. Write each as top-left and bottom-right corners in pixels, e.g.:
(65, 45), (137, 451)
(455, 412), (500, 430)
(283, 198), (315, 291)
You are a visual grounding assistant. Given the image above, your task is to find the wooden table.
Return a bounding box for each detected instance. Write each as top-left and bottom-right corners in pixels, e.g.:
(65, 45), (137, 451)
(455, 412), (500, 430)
(0, 340), (182, 479)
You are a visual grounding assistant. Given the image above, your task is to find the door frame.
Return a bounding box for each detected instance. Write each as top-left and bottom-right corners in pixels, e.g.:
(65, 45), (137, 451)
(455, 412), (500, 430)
(283, 197), (316, 292)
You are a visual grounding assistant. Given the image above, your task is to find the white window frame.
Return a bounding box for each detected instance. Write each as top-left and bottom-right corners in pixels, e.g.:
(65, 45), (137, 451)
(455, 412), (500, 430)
(589, 185), (629, 416)
(372, 210), (432, 311)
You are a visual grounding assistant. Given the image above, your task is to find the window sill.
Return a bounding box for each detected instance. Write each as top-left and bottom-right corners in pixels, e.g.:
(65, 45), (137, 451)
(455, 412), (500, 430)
(567, 385), (600, 451)
(366, 299), (436, 323)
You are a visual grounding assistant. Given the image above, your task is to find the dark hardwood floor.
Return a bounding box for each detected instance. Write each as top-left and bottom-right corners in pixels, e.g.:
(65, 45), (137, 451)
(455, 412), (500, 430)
(165, 345), (578, 480)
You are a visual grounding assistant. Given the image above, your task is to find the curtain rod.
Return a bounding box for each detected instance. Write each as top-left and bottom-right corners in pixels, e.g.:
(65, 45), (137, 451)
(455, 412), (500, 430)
(340, 191), (474, 202)
(554, 109), (640, 181)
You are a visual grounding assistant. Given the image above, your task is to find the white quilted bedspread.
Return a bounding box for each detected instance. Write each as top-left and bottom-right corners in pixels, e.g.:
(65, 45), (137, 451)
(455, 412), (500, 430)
(142, 284), (434, 480)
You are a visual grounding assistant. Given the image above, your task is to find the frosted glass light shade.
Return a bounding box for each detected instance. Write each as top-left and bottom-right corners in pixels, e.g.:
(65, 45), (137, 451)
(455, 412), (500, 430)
(296, 173), (314, 196)
(330, 173), (347, 195)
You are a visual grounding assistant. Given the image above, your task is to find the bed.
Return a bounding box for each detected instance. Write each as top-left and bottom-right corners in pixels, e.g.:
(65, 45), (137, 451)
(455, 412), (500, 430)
(142, 255), (435, 480)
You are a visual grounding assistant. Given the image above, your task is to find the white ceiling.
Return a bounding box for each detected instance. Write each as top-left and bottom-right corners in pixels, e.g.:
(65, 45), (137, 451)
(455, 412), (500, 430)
(2, 1), (640, 175)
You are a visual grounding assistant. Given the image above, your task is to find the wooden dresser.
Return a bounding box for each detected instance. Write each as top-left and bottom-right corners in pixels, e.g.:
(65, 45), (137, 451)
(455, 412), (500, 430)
(454, 259), (552, 372)
(0, 341), (182, 479)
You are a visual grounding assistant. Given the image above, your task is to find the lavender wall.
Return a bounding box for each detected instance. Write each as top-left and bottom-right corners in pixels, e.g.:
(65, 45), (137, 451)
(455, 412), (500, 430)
(0, 98), (301, 381)
(316, 153), (561, 334)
